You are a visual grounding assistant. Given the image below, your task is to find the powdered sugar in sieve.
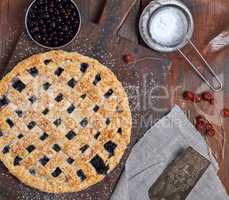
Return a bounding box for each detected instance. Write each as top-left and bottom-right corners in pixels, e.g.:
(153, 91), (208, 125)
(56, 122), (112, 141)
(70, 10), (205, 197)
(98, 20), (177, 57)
(148, 6), (189, 48)
(139, 0), (223, 92)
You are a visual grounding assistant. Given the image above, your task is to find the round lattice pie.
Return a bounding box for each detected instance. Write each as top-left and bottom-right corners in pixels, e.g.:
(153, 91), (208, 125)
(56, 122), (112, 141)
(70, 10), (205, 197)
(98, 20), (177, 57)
(0, 50), (132, 193)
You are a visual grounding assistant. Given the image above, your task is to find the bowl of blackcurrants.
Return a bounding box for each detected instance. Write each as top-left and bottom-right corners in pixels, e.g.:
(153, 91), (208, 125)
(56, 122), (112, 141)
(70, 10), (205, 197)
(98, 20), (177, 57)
(25, 0), (81, 49)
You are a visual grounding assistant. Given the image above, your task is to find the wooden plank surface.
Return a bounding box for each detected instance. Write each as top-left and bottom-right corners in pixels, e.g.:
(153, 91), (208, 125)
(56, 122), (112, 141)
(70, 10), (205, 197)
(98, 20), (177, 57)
(0, 0), (229, 197)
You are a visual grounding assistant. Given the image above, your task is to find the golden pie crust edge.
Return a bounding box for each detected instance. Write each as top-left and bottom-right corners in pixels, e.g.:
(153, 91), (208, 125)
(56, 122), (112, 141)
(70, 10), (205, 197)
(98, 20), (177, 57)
(0, 50), (132, 193)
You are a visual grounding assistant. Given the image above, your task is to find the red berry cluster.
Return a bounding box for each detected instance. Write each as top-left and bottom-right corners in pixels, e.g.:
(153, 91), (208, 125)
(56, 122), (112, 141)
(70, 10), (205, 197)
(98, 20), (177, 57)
(183, 90), (229, 137)
(183, 91), (214, 104)
(195, 115), (215, 137)
(183, 90), (217, 137)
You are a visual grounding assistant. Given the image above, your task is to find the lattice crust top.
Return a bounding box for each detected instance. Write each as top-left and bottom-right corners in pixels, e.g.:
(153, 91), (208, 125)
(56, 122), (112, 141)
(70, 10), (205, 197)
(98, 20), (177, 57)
(0, 51), (132, 193)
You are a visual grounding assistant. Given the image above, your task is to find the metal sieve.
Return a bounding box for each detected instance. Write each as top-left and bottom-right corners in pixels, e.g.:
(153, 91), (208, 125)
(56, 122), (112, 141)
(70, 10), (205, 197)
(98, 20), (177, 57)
(139, 0), (223, 92)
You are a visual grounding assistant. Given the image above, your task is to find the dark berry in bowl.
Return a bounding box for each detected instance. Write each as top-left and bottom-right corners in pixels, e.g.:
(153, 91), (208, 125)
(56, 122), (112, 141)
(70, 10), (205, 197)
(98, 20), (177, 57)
(25, 0), (81, 48)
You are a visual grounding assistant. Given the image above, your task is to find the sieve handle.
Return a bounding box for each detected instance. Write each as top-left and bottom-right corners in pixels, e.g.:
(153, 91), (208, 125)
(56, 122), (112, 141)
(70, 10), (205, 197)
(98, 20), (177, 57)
(178, 39), (223, 92)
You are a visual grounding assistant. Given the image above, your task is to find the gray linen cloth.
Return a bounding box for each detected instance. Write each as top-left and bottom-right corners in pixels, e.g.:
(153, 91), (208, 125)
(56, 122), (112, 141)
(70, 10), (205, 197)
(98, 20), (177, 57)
(111, 105), (228, 200)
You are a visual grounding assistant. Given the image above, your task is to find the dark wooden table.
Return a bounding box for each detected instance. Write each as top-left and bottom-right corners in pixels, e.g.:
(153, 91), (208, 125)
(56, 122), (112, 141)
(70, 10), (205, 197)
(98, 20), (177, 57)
(1, 0), (229, 196)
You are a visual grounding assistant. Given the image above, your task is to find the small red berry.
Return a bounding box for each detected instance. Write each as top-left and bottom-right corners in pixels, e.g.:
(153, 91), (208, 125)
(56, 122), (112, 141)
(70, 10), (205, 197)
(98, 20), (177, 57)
(123, 54), (135, 64)
(194, 94), (202, 103)
(206, 128), (216, 137)
(206, 122), (213, 131)
(201, 91), (214, 104)
(221, 108), (229, 117)
(183, 91), (195, 102)
(195, 121), (206, 133)
(196, 115), (206, 124)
